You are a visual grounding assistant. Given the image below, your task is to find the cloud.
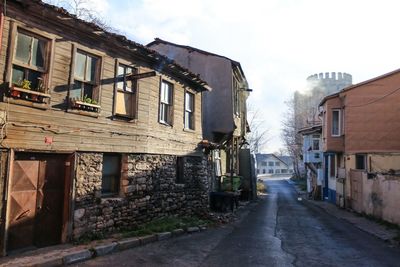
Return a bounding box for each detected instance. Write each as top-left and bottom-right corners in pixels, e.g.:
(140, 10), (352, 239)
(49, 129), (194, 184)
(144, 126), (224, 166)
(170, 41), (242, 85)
(95, 0), (400, 152)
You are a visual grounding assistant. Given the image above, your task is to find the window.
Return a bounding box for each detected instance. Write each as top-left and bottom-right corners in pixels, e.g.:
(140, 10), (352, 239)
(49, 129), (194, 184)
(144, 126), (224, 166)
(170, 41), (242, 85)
(276, 169), (281, 174)
(11, 30), (49, 91)
(176, 157), (185, 183)
(261, 162), (267, 166)
(329, 155), (336, 178)
(115, 63), (138, 119)
(184, 91), (194, 130)
(281, 169), (288, 173)
(263, 169), (266, 174)
(159, 80), (173, 125)
(70, 50), (101, 106)
(315, 153), (320, 159)
(355, 154), (366, 170)
(233, 77), (240, 116)
(275, 162), (280, 166)
(214, 150), (222, 177)
(268, 169), (273, 174)
(312, 139), (320, 150)
(268, 162), (274, 166)
(101, 154), (121, 196)
(331, 110), (340, 136)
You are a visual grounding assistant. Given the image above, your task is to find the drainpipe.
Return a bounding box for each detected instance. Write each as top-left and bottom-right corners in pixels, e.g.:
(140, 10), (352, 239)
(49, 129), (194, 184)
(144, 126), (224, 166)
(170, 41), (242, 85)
(0, 1), (5, 57)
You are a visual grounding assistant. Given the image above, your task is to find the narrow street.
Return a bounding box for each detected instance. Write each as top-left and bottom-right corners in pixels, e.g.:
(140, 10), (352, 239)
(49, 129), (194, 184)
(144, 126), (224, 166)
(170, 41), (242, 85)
(73, 179), (400, 267)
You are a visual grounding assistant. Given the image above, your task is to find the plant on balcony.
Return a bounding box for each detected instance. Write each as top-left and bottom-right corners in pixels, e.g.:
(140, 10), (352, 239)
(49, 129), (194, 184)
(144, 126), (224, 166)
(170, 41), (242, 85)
(70, 95), (100, 113)
(10, 78), (50, 103)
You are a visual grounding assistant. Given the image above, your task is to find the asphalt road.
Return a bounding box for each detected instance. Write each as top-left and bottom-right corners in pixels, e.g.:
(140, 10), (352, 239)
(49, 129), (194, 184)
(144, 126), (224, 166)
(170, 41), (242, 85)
(73, 179), (400, 267)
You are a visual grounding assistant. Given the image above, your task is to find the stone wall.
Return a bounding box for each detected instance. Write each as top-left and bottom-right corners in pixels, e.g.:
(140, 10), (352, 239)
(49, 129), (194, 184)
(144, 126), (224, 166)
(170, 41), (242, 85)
(73, 152), (210, 239)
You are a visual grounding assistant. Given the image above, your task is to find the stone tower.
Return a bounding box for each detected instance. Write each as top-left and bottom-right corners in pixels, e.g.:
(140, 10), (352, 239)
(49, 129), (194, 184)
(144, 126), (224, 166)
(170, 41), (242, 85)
(296, 72), (353, 127)
(306, 72), (352, 95)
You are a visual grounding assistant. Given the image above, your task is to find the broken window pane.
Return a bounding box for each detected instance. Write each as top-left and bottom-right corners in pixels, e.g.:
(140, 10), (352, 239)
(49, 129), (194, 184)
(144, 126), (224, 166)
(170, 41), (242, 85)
(86, 55), (97, 82)
(31, 37), (45, 68)
(83, 83), (94, 99)
(117, 65), (124, 90)
(70, 81), (83, 100)
(15, 32), (31, 64)
(27, 69), (41, 90)
(12, 65), (24, 85)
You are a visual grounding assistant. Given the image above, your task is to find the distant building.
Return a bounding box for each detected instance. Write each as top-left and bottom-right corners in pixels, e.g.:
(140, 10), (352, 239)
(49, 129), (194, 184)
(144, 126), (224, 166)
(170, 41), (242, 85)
(255, 154), (294, 176)
(298, 125), (323, 199)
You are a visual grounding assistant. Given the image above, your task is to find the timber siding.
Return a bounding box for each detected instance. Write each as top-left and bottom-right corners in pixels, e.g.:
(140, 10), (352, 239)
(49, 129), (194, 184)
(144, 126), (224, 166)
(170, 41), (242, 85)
(0, 3), (203, 154)
(0, 1), (210, 254)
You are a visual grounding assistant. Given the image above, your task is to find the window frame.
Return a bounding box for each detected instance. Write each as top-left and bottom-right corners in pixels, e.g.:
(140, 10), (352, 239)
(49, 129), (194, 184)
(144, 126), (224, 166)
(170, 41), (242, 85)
(113, 59), (139, 120)
(355, 154), (367, 170)
(184, 90), (195, 130)
(6, 23), (55, 93)
(101, 153), (122, 197)
(68, 44), (103, 114)
(329, 154), (336, 178)
(331, 109), (341, 137)
(312, 139), (320, 150)
(158, 79), (174, 126)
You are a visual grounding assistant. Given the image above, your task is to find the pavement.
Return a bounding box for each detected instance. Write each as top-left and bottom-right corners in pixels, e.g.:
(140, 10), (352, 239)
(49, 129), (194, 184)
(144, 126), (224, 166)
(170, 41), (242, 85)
(289, 180), (400, 245)
(0, 202), (253, 267)
(0, 181), (399, 266)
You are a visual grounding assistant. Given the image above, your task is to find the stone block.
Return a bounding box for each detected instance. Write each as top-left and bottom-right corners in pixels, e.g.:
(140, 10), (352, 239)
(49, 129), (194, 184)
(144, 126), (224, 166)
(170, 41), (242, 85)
(94, 242), (118, 257)
(33, 257), (63, 267)
(186, 226), (200, 233)
(157, 232), (172, 241)
(63, 250), (93, 265)
(117, 237), (140, 251)
(172, 228), (185, 236)
(139, 234), (157, 245)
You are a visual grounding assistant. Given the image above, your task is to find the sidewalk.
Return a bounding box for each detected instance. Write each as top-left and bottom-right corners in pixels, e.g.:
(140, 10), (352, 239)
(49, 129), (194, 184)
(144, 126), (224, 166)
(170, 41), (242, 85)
(291, 181), (399, 245)
(0, 201), (255, 267)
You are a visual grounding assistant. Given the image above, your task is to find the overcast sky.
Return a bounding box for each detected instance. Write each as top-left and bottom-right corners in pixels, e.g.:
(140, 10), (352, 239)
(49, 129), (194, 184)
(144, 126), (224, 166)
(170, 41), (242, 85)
(63, 0), (400, 153)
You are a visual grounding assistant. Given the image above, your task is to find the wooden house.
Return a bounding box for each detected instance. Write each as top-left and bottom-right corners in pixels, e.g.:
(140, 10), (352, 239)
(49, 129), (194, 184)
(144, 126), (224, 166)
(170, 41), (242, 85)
(147, 38), (251, 192)
(0, 0), (212, 254)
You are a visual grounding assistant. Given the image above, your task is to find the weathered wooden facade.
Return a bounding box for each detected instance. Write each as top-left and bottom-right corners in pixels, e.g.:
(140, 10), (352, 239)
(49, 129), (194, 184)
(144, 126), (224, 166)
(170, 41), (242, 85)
(0, 0), (212, 254)
(147, 38), (251, 193)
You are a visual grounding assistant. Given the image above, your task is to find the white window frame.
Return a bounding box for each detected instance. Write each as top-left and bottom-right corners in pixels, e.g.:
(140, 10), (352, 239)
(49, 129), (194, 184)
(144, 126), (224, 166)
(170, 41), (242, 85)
(159, 80), (173, 125)
(184, 91), (194, 130)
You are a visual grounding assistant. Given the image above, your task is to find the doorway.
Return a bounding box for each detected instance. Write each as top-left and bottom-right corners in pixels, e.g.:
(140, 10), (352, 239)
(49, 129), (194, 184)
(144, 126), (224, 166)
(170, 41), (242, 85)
(6, 152), (73, 251)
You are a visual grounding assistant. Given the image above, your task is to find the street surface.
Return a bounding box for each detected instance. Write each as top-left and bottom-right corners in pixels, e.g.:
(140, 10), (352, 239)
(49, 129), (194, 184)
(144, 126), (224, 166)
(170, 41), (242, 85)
(73, 178), (400, 267)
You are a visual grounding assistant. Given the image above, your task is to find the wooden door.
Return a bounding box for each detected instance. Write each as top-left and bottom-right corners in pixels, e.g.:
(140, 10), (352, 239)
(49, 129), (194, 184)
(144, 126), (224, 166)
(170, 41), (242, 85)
(7, 160), (42, 250)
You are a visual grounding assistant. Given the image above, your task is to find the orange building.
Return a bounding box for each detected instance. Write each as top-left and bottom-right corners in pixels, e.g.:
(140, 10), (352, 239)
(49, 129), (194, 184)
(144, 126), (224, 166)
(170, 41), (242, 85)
(319, 69), (400, 225)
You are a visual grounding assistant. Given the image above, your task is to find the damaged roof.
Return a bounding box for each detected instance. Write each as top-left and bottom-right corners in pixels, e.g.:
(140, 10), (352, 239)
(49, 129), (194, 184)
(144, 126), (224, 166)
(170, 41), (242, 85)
(15, 0), (211, 92)
(147, 38), (248, 81)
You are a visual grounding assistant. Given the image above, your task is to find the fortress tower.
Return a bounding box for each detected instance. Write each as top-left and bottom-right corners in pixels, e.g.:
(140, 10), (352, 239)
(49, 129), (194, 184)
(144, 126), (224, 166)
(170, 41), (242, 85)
(295, 72), (353, 127)
(306, 72), (352, 95)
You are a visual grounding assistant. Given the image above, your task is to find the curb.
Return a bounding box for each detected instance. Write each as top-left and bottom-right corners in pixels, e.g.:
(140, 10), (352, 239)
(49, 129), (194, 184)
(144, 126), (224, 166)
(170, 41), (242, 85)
(4, 202), (255, 267)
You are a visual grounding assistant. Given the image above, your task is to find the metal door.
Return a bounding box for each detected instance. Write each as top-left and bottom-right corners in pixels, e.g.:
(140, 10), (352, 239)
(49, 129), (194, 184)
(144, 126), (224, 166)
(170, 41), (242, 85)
(7, 155), (67, 250)
(35, 158), (65, 246)
(7, 160), (42, 250)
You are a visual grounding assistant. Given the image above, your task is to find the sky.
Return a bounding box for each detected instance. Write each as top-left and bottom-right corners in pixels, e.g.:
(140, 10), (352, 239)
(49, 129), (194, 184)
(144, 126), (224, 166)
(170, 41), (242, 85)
(56, 0), (400, 153)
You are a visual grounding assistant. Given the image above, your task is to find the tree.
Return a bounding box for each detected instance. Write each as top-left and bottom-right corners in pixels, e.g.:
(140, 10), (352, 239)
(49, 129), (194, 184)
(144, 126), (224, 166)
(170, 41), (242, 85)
(281, 95), (303, 179)
(43, 0), (118, 33)
(246, 105), (271, 154)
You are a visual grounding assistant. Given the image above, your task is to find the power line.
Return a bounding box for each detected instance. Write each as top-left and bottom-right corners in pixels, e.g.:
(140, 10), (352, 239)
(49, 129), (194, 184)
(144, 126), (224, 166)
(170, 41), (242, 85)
(346, 86), (400, 108)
